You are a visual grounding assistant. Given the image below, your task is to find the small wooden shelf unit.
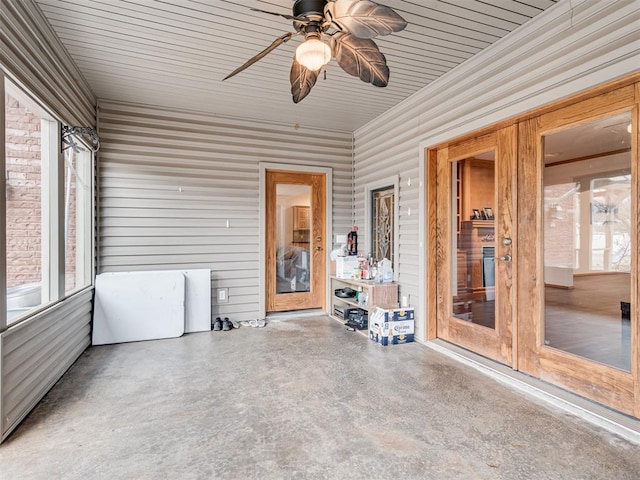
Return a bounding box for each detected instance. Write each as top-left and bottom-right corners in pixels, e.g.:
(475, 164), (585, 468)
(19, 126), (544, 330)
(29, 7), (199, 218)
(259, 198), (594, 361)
(329, 276), (398, 323)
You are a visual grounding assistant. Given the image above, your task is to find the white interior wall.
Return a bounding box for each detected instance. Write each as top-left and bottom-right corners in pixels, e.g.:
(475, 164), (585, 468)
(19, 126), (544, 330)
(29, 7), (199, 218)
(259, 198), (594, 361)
(353, 0), (639, 342)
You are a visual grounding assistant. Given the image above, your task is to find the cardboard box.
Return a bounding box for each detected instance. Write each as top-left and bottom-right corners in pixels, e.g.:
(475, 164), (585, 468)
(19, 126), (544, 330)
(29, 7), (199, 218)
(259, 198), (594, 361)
(369, 319), (390, 346)
(384, 308), (415, 321)
(369, 307), (415, 346)
(369, 320), (414, 346)
(389, 320), (414, 344)
(335, 256), (360, 279)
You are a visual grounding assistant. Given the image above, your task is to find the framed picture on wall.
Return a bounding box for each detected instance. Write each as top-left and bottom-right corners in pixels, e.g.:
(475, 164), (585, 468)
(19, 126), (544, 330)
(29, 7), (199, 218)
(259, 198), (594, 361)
(472, 209), (481, 220)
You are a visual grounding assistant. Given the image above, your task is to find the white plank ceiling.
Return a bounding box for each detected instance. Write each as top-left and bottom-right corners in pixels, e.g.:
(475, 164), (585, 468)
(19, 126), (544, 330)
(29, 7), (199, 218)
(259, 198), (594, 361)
(35, 0), (559, 132)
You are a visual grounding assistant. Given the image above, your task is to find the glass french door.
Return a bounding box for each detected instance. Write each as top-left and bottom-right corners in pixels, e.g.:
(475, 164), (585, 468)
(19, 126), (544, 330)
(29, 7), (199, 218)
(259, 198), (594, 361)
(434, 126), (517, 365)
(430, 82), (639, 417)
(265, 170), (326, 312)
(518, 85), (639, 416)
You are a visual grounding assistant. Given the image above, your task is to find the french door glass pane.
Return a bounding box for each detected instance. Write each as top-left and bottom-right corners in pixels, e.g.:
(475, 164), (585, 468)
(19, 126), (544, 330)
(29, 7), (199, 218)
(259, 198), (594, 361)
(275, 184), (311, 294)
(543, 111), (632, 371)
(451, 152), (496, 329)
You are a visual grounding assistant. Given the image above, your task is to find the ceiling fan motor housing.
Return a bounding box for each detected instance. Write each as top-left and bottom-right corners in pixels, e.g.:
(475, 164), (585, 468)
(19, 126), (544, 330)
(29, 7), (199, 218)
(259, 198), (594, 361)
(293, 0), (327, 18)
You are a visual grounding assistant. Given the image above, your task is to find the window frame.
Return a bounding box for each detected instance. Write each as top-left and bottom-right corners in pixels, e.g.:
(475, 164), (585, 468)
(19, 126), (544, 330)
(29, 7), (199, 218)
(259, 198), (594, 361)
(63, 141), (94, 296)
(1, 74), (95, 331)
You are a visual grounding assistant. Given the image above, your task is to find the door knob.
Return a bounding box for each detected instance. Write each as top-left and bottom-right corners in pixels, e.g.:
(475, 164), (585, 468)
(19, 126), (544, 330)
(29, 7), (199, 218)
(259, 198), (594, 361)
(499, 254), (512, 262)
(316, 236), (322, 242)
(502, 237), (512, 246)
(315, 246), (323, 251)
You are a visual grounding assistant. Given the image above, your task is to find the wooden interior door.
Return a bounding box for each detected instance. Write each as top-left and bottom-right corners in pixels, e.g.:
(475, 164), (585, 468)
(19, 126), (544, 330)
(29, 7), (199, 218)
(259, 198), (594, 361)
(517, 85), (639, 416)
(433, 126), (517, 365)
(266, 170), (326, 312)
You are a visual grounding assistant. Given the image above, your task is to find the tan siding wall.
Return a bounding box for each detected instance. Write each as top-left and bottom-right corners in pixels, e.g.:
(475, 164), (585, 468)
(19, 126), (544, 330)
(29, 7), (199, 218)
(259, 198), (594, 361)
(97, 101), (353, 321)
(1, 1), (96, 441)
(353, 0), (639, 342)
(1, 289), (93, 441)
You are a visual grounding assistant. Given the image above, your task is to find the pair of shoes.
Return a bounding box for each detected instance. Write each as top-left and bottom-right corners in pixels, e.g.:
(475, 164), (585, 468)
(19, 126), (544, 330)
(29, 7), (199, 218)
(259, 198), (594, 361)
(213, 317), (234, 331)
(239, 319), (266, 328)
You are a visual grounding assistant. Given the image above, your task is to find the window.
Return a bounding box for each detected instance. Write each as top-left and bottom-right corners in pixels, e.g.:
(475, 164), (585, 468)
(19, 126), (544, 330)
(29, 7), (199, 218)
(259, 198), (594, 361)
(5, 83), (47, 324)
(365, 176), (398, 279)
(3, 78), (93, 328)
(64, 145), (93, 294)
(589, 175), (631, 272)
(371, 186), (394, 262)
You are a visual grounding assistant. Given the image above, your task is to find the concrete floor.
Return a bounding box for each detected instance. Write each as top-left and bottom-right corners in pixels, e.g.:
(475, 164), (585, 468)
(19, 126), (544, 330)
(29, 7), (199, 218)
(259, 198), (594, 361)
(1, 316), (639, 479)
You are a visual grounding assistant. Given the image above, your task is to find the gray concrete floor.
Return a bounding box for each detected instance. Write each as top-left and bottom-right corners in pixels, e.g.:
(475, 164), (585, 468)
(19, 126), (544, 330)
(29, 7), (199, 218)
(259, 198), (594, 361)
(1, 316), (639, 479)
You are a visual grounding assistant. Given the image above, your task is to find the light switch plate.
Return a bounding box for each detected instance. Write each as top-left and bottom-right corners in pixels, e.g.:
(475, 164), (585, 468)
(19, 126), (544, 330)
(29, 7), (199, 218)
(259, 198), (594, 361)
(217, 287), (229, 303)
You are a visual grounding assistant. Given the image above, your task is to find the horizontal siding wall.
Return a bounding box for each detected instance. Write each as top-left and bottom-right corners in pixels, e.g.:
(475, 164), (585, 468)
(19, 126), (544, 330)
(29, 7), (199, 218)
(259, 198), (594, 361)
(354, 0), (640, 342)
(1, 289), (93, 441)
(97, 101), (353, 321)
(1, 2), (97, 442)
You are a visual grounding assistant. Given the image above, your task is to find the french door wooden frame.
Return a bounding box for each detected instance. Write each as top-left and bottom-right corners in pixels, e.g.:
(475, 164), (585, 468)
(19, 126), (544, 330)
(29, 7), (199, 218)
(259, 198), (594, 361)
(433, 127), (516, 366)
(265, 169), (326, 313)
(518, 84), (639, 416)
(428, 77), (640, 417)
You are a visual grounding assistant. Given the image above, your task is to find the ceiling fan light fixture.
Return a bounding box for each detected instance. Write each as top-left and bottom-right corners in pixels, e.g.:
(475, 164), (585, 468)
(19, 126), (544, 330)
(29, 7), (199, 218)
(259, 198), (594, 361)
(225, 0), (408, 103)
(295, 36), (331, 71)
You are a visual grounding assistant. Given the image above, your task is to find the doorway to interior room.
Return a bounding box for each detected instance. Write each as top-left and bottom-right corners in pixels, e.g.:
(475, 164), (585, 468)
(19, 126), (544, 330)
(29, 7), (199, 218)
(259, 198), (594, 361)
(428, 81), (639, 417)
(265, 169), (326, 313)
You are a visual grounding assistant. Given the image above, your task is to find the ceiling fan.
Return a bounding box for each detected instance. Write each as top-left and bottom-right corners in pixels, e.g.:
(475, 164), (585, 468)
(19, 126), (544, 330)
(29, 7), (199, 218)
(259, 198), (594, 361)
(223, 0), (408, 103)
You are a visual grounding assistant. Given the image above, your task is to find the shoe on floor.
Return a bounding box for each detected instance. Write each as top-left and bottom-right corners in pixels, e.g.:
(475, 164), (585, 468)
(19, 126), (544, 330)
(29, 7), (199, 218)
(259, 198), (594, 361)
(222, 317), (233, 331)
(239, 319), (267, 328)
(213, 317), (223, 331)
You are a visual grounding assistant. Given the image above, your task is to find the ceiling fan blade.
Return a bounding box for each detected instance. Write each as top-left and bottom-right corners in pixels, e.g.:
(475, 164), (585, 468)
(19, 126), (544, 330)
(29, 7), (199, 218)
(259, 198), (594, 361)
(290, 56), (320, 103)
(250, 8), (296, 20)
(223, 32), (295, 81)
(325, 0), (408, 39)
(331, 32), (389, 87)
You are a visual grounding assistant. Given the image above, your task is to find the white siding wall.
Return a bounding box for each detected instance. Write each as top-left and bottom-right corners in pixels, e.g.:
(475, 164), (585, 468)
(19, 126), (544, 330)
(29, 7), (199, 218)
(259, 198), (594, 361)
(0, 0), (96, 441)
(97, 101), (353, 321)
(353, 0), (640, 342)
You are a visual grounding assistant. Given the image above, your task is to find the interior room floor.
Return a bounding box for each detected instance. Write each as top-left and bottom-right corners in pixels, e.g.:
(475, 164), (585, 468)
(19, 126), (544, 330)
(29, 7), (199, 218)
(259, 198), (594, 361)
(457, 273), (631, 370)
(1, 316), (639, 479)
(545, 273), (631, 370)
